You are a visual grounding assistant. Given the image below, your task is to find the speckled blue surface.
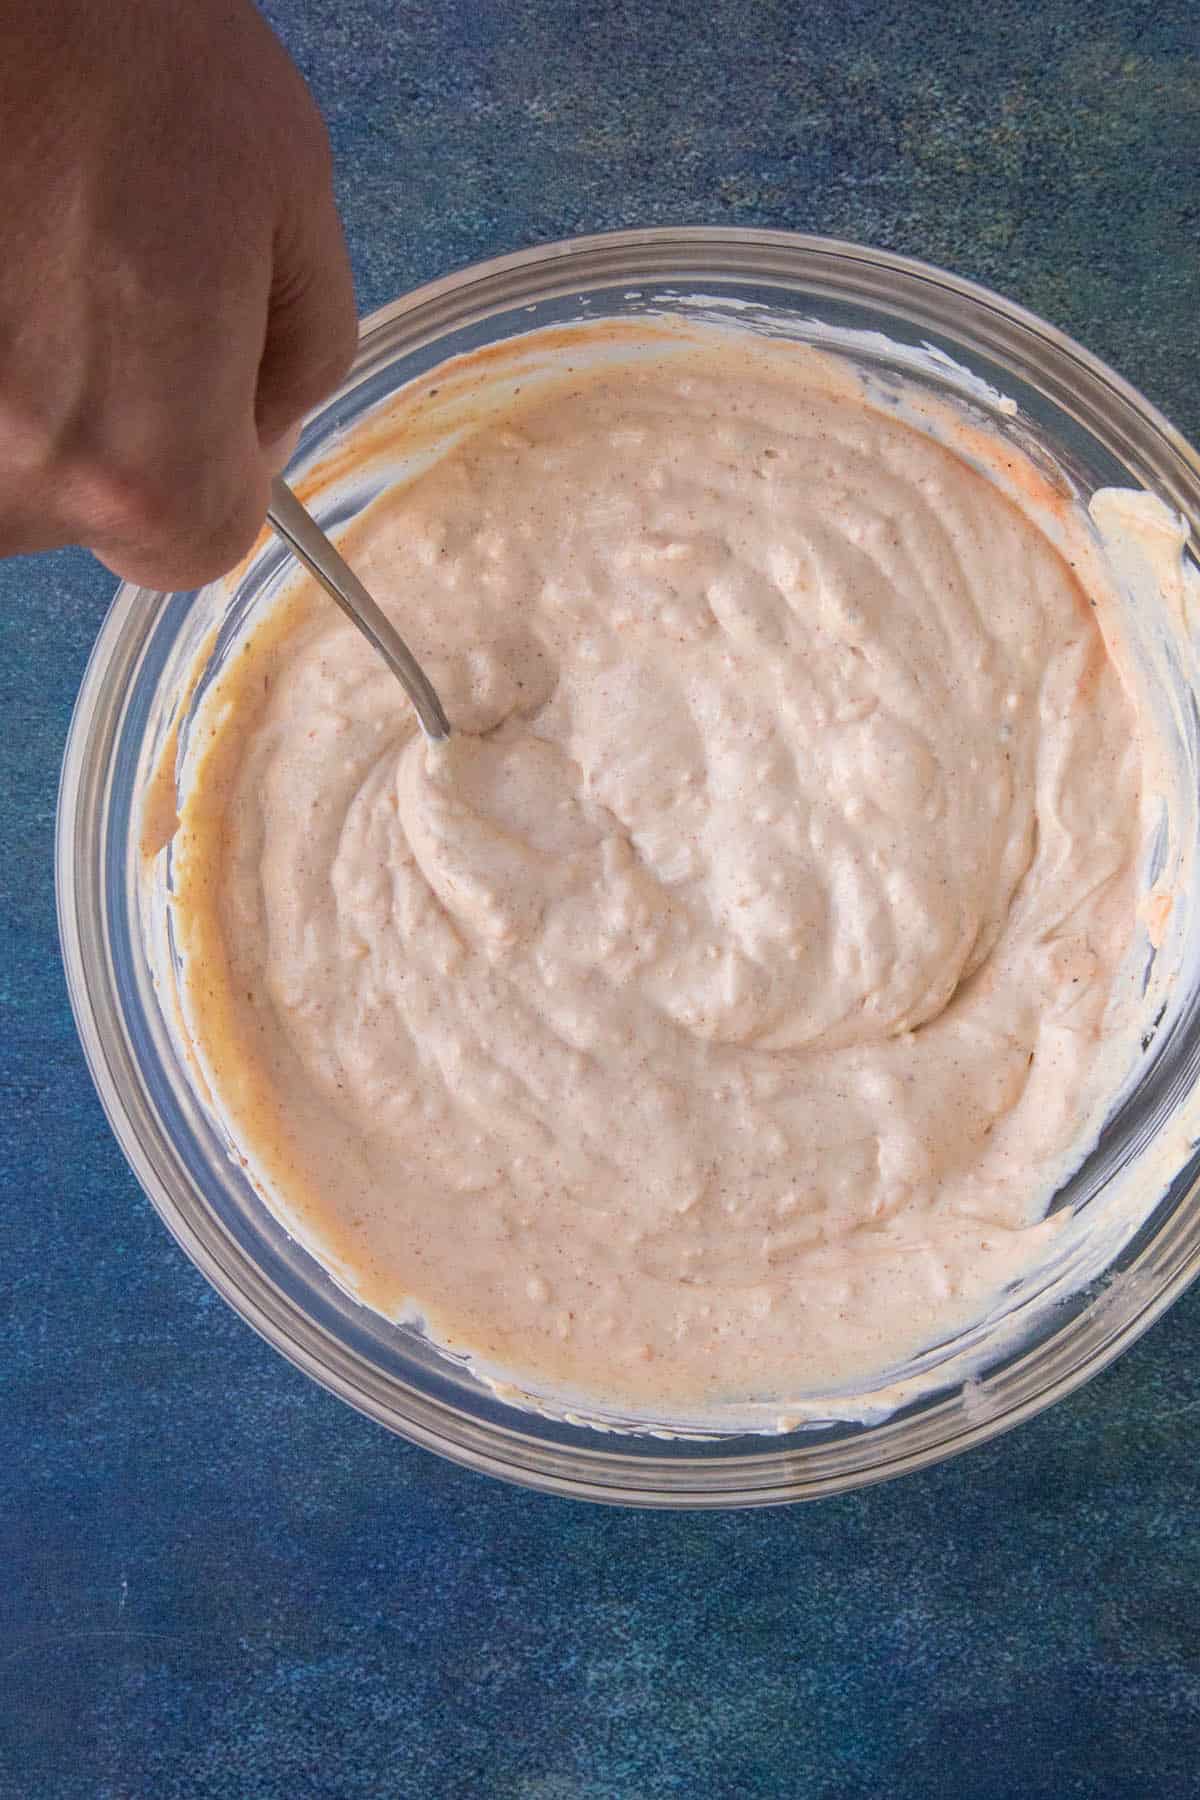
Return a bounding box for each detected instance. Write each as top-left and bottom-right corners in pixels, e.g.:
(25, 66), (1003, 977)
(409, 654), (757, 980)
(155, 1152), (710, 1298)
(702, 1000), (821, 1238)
(3, 3), (1200, 1794)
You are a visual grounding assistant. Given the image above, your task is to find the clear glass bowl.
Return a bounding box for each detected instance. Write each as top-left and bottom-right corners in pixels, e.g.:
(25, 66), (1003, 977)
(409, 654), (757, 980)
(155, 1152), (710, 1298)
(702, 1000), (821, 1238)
(57, 228), (1200, 1507)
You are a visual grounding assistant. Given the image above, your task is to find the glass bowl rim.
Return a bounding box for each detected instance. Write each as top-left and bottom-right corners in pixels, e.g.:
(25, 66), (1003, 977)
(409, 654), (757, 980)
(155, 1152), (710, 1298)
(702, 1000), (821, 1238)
(55, 224), (1200, 1507)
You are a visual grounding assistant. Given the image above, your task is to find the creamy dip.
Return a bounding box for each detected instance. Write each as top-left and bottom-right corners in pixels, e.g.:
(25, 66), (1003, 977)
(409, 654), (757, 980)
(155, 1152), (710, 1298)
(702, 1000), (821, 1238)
(168, 323), (1148, 1421)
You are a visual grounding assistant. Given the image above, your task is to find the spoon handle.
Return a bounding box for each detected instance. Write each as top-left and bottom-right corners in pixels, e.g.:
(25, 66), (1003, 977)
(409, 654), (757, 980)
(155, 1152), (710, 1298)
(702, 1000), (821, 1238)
(266, 476), (451, 742)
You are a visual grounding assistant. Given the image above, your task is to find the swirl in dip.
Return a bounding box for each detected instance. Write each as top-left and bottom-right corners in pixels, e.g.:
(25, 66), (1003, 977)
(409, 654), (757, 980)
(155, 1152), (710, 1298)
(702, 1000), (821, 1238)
(167, 321), (1147, 1421)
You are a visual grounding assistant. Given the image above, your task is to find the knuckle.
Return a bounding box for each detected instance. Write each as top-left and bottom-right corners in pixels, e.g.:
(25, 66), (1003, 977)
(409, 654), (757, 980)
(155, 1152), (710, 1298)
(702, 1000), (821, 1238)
(78, 461), (266, 588)
(0, 397), (56, 480)
(78, 465), (181, 546)
(195, 491), (267, 580)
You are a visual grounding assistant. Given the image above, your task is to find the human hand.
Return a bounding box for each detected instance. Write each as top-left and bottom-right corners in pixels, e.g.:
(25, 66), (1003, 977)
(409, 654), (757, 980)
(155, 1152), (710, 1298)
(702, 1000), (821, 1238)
(0, 0), (357, 589)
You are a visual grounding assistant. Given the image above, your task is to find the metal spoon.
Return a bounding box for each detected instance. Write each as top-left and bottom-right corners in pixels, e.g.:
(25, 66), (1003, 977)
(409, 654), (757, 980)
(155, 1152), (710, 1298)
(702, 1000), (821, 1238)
(266, 476), (452, 741)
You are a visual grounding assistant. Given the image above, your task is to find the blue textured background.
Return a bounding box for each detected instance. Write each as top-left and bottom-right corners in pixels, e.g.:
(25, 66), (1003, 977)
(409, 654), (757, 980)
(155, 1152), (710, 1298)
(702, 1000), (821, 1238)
(3, 2), (1200, 1795)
